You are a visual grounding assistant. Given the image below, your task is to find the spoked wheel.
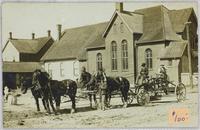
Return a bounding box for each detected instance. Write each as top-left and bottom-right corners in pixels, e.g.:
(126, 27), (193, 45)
(127, 89), (134, 104)
(175, 83), (186, 102)
(137, 88), (150, 106)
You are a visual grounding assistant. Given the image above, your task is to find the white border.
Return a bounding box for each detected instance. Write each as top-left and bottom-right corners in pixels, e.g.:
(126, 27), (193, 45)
(0, 0), (199, 130)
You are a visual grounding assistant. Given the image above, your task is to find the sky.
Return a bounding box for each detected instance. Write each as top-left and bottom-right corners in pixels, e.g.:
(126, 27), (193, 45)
(1, 1), (198, 48)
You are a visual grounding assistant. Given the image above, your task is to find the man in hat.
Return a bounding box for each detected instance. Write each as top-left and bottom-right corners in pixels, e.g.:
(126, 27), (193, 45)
(79, 66), (91, 90)
(136, 63), (149, 85)
(159, 64), (167, 80)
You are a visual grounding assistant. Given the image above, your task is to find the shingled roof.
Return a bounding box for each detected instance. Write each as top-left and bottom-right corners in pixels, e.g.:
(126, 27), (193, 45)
(3, 37), (53, 54)
(3, 62), (44, 73)
(135, 5), (182, 44)
(169, 8), (194, 33)
(41, 5), (195, 61)
(160, 41), (187, 59)
(41, 22), (108, 61)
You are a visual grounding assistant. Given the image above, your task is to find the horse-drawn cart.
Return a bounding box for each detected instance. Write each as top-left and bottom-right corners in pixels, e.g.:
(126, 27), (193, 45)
(130, 75), (186, 106)
(75, 74), (186, 109)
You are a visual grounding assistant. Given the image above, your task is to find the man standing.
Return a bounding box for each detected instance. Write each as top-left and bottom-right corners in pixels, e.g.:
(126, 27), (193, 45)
(96, 68), (107, 110)
(79, 66), (91, 90)
(136, 63), (149, 85)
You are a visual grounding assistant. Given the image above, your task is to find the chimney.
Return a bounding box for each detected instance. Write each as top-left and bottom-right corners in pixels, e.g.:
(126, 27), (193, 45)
(47, 30), (51, 37)
(57, 24), (62, 40)
(32, 33), (35, 39)
(115, 2), (123, 12)
(9, 32), (12, 39)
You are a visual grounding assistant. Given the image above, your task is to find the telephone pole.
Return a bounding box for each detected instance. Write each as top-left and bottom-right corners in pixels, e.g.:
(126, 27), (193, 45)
(185, 22), (193, 88)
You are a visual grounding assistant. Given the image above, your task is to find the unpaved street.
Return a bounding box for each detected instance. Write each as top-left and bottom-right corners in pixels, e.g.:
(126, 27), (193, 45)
(3, 87), (199, 128)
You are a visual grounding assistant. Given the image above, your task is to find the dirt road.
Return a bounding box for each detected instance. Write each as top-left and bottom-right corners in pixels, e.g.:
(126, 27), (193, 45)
(3, 87), (199, 128)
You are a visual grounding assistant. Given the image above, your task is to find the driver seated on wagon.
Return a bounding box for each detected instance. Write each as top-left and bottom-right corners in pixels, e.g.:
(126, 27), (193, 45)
(136, 63), (149, 85)
(158, 64), (168, 80)
(158, 64), (169, 94)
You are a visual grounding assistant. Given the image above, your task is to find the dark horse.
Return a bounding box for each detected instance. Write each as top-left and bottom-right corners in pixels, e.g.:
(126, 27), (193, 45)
(96, 75), (130, 108)
(21, 70), (56, 114)
(49, 79), (77, 113)
(85, 75), (99, 108)
(21, 71), (77, 114)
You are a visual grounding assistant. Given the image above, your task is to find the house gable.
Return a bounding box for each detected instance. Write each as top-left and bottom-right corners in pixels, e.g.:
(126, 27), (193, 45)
(102, 11), (143, 38)
(3, 41), (20, 62)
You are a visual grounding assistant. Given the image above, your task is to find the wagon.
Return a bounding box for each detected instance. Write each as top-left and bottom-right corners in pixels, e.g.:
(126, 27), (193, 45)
(131, 74), (186, 106)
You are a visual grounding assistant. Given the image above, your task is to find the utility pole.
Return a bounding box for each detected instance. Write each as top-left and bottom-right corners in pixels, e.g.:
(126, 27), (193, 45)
(185, 22), (193, 88)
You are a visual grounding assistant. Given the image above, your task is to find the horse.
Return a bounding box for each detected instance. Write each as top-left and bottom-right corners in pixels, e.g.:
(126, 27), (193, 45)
(21, 77), (77, 114)
(79, 71), (99, 109)
(96, 75), (130, 108)
(21, 70), (56, 114)
(85, 75), (99, 108)
(49, 79), (77, 113)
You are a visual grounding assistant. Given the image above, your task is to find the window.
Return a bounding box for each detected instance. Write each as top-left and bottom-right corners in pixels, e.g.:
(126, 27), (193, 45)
(73, 61), (79, 77)
(60, 62), (64, 77)
(48, 63), (52, 78)
(121, 40), (128, 70)
(96, 53), (103, 71)
(168, 60), (172, 66)
(111, 41), (118, 70)
(120, 22), (124, 33)
(145, 49), (153, 69)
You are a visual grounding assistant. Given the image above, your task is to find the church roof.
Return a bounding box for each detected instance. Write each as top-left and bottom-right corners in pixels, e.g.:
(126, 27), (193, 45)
(41, 22), (108, 61)
(169, 8), (194, 33)
(41, 5), (195, 61)
(160, 41), (187, 59)
(135, 5), (182, 44)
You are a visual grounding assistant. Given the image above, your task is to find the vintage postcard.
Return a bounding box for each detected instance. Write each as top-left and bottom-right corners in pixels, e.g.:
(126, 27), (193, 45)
(1, 1), (199, 128)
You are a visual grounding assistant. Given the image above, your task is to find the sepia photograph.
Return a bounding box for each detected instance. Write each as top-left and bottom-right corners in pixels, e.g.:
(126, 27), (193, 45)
(1, 1), (199, 128)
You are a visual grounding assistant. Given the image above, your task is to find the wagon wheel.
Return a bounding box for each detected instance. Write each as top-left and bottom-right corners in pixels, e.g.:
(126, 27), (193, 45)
(175, 83), (186, 102)
(127, 89), (134, 104)
(137, 88), (150, 106)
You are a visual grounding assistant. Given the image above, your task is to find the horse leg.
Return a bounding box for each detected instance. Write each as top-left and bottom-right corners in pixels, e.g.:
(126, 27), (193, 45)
(106, 93), (111, 108)
(93, 94), (98, 108)
(55, 96), (61, 111)
(35, 97), (40, 111)
(44, 98), (51, 114)
(120, 88), (125, 105)
(42, 99), (47, 110)
(89, 94), (92, 108)
(121, 88), (128, 108)
(104, 92), (110, 108)
(102, 94), (106, 110)
(49, 96), (57, 114)
(69, 94), (76, 114)
(121, 95), (125, 105)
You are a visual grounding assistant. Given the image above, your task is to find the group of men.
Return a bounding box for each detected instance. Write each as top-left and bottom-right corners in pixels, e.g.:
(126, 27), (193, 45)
(136, 63), (168, 85)
(79, 63), (168, 90)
